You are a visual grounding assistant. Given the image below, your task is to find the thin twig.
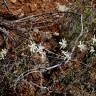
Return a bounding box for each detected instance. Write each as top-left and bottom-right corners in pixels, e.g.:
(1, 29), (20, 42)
(3, 0), (12, 14)
(0, 27), (9, 36)
(10, 11), (80, 23)
(71, 14), (84, 53)
(13, 69), (44, 90)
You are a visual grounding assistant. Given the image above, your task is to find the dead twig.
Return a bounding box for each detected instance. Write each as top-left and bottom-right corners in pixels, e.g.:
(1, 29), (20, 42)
(3, 0), (12, 14)
(0, 27), (9, 36)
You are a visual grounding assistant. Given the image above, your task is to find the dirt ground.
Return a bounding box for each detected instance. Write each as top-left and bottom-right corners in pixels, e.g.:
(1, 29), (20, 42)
(0, 0), (71, 15)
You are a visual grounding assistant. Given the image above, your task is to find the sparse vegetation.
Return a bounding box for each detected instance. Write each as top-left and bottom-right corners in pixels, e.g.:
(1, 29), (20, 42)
(0, 0), (96, 96)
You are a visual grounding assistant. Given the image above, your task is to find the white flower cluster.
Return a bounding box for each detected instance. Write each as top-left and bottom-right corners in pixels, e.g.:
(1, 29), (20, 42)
(59, 38), (67, 49)
(0, 49), (7, 60)
(62, 51), (71, 60)
(59, 38), (71, 60)
(89, 35), (96, 53)
(28, 41), (46, 63)
(59, 35), (96, 61)
(77, 35), (96, 53)
(77, 41), (87, 52)
(28, 41), (44, 53)
(90, 35), (96, 53)
(92, 35), (96, 44)
(90, 46), (95, 53)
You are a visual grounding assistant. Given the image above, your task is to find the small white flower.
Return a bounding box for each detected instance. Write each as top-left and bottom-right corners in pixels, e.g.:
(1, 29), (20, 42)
(78, 41), (87, 51)
(90, 46), (95, 53)
(0, 49), (7, 60)
(29, 42), (46, 63)
(28, 41), (45, 54)
(62, 51), (71, 60)
(56, 2), (69, 12)
(92, 35), (96, 44)
(59, 38), (67, 49)
(37, 44), (44, 53)
(28, 41), (38, 53)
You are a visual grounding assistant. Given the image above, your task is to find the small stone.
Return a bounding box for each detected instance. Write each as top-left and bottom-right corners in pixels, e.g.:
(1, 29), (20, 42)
(40, 87), (48, 94)
(56, 2), (69, 12)
(10, 0), (16, 3)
